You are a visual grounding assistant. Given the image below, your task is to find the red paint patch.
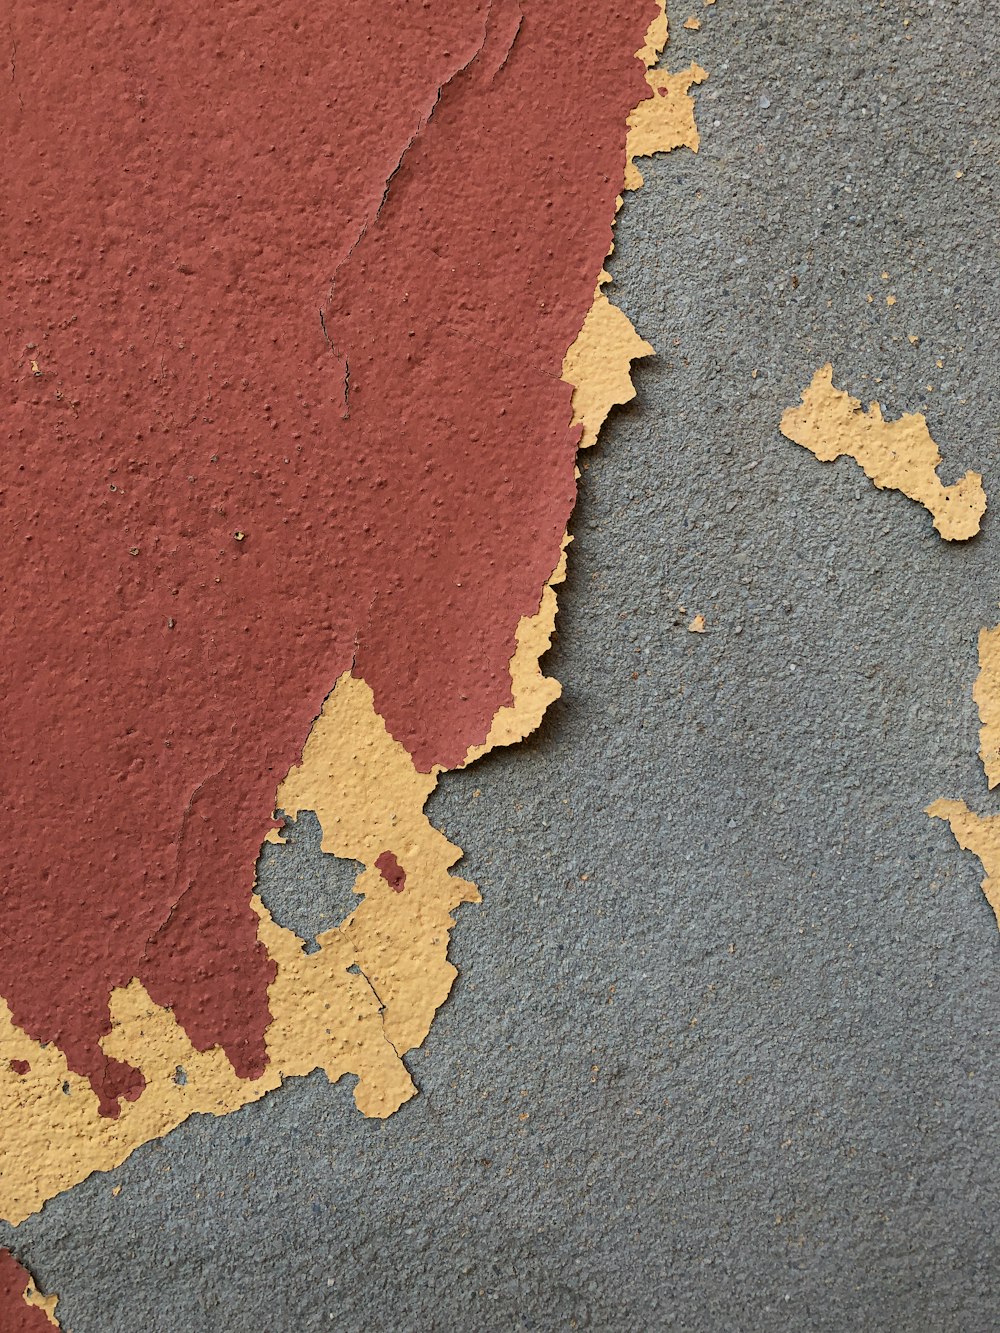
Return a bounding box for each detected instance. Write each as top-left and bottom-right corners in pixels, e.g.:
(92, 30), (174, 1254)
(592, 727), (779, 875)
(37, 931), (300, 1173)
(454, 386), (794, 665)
(375, 852), (407, 894)
(9, 1060), (31, 1077)
(0, 1250), (53, 1332)
(1, 2), (659, 1110)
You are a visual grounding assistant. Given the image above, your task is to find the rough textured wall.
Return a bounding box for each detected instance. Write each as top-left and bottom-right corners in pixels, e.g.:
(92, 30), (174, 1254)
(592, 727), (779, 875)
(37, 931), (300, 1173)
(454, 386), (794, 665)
(1, 1), (997, 1329)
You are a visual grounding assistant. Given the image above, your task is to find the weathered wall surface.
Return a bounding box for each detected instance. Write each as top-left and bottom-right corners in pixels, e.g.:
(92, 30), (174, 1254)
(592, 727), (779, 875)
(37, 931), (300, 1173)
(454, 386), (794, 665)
(1, 2), (997, 1329)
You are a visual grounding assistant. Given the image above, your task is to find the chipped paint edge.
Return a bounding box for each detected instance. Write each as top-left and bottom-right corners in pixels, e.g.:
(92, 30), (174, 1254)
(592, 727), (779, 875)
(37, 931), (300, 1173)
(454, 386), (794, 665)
(0, 1), (706, 1225)
(780, 363), (987, 541)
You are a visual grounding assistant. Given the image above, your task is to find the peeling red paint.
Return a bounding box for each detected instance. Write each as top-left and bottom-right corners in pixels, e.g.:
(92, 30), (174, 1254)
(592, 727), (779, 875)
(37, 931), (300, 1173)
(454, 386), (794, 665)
(0, 1251), (52, 1332)
(9, 1060), (31, 1077)
(375, 852), (407, 894)
(1, 2), (659, 1112)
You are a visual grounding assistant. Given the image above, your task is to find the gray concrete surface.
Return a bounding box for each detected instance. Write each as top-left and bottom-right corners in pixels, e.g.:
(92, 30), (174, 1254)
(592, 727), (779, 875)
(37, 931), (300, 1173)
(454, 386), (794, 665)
(2, 2), (997, 1328)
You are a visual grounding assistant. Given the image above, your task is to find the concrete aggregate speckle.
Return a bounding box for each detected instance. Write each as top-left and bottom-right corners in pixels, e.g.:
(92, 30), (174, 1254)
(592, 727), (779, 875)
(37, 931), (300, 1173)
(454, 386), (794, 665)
(1, 3), (997, 1329)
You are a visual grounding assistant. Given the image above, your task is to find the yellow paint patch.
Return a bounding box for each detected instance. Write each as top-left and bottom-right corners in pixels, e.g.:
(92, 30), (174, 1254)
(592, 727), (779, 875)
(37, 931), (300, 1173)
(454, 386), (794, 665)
(634, 5), (668, 67)
(273, 674), (480, 1057)
(688, 613), (706, 633)
(780, 364), (986, 541)
(465, 544), (568, 763)
(0, 0), (706, 1225)
(928, 616), (1000, 934)
(562, 273), (653, 448)
(624, 62), (707, 190)
(23, 1279), (60, 1328)
(1, 881), (417, 1222)
(975, 624), (1000, 788)
(926, 800), (1000, 931)
(683, 16), (701, 30)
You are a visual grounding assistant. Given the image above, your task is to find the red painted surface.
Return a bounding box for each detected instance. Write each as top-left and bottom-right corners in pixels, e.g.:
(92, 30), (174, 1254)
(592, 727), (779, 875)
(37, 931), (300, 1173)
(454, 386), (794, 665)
(8, 1061), (31, 1077)
(0, 1250), (52, 1332)
(375, 853), (407, 894)
(1, 2), (656, 1113)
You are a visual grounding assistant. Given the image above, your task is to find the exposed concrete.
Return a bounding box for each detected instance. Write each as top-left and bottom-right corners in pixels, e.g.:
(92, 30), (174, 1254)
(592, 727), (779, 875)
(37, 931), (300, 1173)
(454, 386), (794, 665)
(256, 812), (364, 955)
(2, 3), (997, 1328)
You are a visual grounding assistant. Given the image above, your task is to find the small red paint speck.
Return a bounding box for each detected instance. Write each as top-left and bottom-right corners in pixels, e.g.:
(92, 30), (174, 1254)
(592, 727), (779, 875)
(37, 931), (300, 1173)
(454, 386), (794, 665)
(375, 851), (406, 893)
(9, 1059), (30, 1076)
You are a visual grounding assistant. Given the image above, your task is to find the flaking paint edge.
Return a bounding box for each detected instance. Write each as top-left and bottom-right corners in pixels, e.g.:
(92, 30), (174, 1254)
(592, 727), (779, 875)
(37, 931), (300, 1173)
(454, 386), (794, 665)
(780, 364), (987, 541)
(927, 615), (1000, 932)
(974, 623), (1000, 789)
(0, 1), (704, 1225)
(926, 800), (1000, 931)
(23, 1279), (60, 1329)
(780, 366), (997, 931)
(0, 1249), (61, 1330)
(781, 368), (998, 930)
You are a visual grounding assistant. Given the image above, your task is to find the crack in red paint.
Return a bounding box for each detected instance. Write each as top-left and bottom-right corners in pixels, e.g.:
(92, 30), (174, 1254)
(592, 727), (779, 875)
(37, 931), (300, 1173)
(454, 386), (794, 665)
(1, 1), (659, 1113)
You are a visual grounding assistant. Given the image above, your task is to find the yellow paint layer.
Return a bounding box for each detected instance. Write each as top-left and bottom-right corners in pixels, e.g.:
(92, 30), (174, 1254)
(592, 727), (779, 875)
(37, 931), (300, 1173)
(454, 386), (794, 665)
(926, 800), (1000, 931)
(464, 543), (568, 763)
(23, 1278), (60, 1328)
(780, 364), (987, 541)
(1, 876), (417, 1222)
(975, 623), (1000, 788)
(562, 273), (653, 448)
(624, 62), (707, 190)
(635, 6), (668, 67)
(0, 0), (706, 1225)
(273, 675), (480, 1056)
(927, 614), (1000, 934)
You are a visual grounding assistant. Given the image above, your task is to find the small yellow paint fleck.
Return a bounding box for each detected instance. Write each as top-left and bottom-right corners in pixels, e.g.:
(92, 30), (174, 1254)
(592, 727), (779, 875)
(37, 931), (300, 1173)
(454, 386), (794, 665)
(908, 334), (920, 345)
(881, 272), (890, 281)
(683, 16), (701, 29)
(30, 359), (41, 376)
(955, 170), (964, 179)
(234, 530), (246, 541)
(112, 1185), (122, 1196)
(886, 295), (897, 307)
(866, 294), (874, 304)
(688, 614), (706, 633)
